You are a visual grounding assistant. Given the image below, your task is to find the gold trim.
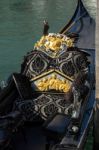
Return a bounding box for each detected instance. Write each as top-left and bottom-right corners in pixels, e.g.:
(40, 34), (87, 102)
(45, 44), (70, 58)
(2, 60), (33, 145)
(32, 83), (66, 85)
(55, 70), (74, 81)
(36, 74), (71, 92)
(31, 70), (54, 81)
(30, 69), (74, 82)
(34, 34), (74, 58)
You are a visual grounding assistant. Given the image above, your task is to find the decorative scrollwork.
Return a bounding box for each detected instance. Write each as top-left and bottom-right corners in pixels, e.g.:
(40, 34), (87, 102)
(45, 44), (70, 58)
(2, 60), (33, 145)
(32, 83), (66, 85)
(42, 103), (59, 118)
(34, 94), (51, 106)
(29, 54), (48, 75)
(76, 55), (88, 71)
(60, 61), (75, 77)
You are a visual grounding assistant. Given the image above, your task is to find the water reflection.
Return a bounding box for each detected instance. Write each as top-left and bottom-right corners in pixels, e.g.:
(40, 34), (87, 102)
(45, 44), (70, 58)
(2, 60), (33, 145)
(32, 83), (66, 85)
(10, 1), (34, 12)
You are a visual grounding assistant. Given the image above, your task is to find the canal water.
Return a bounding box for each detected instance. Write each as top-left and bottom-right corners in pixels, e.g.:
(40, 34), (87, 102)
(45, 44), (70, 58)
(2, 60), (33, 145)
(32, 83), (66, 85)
(0, 0), (77, 80)
(0, 0), (96, 80)
(0, 0), (96, 149)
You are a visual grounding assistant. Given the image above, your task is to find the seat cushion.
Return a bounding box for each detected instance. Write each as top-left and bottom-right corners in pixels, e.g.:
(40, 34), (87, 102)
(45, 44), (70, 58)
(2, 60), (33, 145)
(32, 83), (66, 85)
(43, 114), (71, 140)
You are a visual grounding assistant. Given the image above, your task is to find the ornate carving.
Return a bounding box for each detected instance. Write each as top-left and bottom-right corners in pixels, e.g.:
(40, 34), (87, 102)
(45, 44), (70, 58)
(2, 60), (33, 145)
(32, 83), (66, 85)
(60, 61), (75, 77)
(34, 34), (74, 58)
(42, 103), (59, 118)
(37, 74), (71, 92)
(29, 54), (48, 75)
(76, 55), (88, 70)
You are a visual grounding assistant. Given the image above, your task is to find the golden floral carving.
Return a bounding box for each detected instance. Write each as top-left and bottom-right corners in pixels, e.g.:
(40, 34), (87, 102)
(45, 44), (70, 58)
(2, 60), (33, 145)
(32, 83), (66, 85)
(34, 34), (74, 57)
(37, 74), (71, 92)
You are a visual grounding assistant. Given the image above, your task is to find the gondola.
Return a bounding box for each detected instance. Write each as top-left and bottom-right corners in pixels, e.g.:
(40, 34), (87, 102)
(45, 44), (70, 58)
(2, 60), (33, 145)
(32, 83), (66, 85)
(0, 0), (95, 150)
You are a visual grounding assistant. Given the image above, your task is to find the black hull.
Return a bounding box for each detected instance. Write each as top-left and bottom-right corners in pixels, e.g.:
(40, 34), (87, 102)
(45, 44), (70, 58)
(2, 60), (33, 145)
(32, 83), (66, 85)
(0, 78), (18, 115)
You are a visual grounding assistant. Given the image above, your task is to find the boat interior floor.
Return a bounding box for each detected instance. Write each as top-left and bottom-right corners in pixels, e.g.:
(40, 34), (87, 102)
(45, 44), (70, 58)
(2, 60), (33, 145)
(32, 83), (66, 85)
(11, 113), (71, 150)
(11, 124), (47, 150)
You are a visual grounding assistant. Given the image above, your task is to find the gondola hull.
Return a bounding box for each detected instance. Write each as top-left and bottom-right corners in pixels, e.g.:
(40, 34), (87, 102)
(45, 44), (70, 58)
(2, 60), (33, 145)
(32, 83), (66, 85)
(0, 0), (95, 150)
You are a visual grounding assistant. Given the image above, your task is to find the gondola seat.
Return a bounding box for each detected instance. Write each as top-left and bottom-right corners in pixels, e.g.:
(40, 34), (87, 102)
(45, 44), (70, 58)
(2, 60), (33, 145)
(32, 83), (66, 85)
(43, 113), (71, 150)
(12, 73), (33, 100)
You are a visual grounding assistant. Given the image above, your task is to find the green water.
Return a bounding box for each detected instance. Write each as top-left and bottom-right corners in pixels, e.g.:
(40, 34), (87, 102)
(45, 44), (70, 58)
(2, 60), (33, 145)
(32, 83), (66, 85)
(0, 0), (77, 80)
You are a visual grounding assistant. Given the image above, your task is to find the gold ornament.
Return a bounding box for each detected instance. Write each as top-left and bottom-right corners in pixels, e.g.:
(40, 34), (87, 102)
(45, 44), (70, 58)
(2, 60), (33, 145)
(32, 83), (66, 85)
(37, 74), (71, 92)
